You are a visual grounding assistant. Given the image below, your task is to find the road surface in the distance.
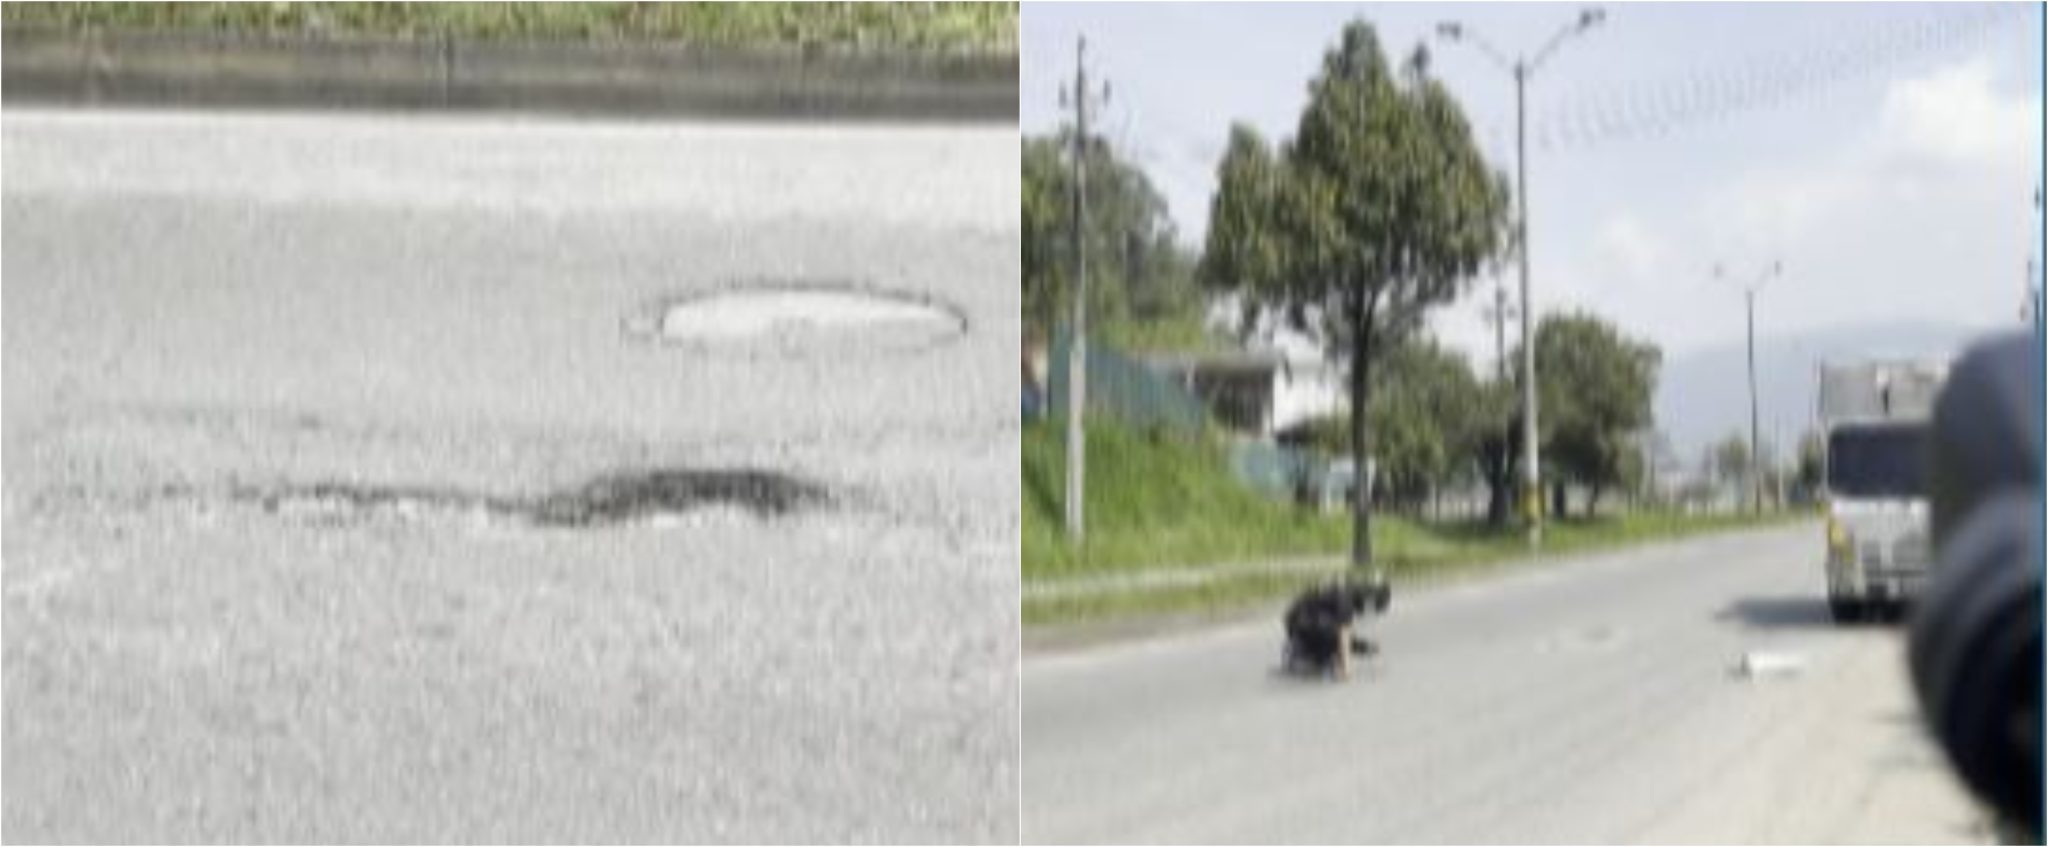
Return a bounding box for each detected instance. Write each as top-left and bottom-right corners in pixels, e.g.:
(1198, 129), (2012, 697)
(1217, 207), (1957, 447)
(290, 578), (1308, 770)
(1025, 523), (1992, 844)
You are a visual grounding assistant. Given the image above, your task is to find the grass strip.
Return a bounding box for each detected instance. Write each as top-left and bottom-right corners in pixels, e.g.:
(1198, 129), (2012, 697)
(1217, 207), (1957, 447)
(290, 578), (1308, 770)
(1024, 419), (1813, 625)
(1, 2), (1018, 51)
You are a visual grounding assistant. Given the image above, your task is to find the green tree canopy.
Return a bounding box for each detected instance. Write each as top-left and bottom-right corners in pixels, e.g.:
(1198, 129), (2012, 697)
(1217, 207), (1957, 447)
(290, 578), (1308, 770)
(1795, 429), (1825, 495)
(1368, 339), (1488, 508)
(1712, 433), (1752, 486)
(1198, 20), (1510, 566)
(1528, 312), (1661, 515)
(1021, 131), (1200, 346)
(1287, 337), (1489, 511)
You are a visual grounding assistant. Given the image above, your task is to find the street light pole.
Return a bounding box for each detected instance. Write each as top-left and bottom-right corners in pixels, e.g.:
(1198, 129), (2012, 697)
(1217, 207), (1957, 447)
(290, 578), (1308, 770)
(1717, 260), (1781, 516)
(1483, 279), (1515, 382)
(1514, 62), (1541, 544)
(1746, 286), (1761, 514)
(1438, 8), (1605, 548)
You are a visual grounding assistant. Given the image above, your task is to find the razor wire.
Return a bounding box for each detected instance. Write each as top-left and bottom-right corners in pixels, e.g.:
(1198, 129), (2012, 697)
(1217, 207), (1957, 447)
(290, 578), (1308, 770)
(1532, 4), (2032, 152)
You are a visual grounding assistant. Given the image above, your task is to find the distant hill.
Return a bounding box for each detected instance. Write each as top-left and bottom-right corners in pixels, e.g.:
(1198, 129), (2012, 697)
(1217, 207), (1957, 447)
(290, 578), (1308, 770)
(1653, 320), (2011, 463)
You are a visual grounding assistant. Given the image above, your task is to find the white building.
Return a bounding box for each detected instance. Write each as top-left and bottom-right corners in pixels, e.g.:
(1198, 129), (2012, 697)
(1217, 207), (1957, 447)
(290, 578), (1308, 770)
(1140, 349), (1346, 438)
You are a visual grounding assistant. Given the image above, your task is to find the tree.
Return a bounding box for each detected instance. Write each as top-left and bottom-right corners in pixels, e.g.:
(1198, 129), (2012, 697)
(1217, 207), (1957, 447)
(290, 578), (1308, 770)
(1640, 430), (1680, 508)
(1198, 21), (1510, 567)
(1021, 132), (1200, 345)
(1615, 438), (1649, 508)
(1287, 338), (1488, 514)
(1472, 378), (1522, 525)
(1021, 136), (1066, 338)
(1712, 434), (1752, 491)
(1528, 313), (1661, 517)
(1794, 429), (1825, 502)
(1369, 339), (1487, 512)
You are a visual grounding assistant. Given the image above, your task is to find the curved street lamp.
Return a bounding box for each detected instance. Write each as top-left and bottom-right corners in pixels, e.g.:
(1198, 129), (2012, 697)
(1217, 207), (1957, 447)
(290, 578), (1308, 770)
(1437, 8), (1606, 546)
(1715, 259), (1784, 515)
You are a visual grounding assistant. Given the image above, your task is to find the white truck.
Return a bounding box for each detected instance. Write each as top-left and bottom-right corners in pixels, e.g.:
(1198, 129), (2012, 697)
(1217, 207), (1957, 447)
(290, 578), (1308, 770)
(1817, 359), (1950, 622)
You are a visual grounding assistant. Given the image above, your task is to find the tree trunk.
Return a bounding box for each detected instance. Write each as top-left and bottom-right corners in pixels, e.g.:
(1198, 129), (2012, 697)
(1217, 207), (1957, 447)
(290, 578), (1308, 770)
(1588, 483), (1604, 517)
(1350, 291), (1376, 570)
(1551, 480), (1568, 521)
(1481, 436), (1512, 526)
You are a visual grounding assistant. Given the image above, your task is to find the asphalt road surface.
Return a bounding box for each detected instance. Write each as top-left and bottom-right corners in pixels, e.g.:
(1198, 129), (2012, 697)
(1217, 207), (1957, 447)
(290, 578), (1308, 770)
(3, 109), (1018, 843)
(1025, 523), (1994, 844)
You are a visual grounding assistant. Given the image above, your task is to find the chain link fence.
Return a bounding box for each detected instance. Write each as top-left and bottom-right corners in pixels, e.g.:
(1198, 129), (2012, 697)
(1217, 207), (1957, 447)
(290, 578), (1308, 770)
(1044, 330), (1208, 439)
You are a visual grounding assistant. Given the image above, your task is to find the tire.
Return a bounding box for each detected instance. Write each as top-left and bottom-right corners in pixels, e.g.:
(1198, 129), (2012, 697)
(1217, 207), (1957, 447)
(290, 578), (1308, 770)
(1829, 595), (1863, 624)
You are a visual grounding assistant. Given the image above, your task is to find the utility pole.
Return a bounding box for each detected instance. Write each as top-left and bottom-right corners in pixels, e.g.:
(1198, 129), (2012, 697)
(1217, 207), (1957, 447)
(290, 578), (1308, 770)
(1438, 8), (1605, 549)
(1746, 287), (1761, 514)
(1061, 37), (1107, 546)
(1717, 260), (1781, 516)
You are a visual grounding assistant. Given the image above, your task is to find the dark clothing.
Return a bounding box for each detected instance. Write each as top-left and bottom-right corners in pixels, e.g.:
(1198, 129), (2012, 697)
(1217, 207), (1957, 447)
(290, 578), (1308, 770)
(1286, 587), (1356, 639)
(1285, 587), (1353, 668)
(1284, 580), (1391, 670)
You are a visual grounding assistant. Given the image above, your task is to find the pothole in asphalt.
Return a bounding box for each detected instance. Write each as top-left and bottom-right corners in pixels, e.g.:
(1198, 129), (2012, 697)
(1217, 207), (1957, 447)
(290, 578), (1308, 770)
(625, 280), (967, 354)
(524, 469), (829, 527)
(221, 468), (831, 529)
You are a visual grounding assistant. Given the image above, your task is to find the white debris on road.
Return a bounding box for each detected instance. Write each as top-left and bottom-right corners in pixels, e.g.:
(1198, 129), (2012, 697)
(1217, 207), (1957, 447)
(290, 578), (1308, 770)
(1735, 649), (1811, 680)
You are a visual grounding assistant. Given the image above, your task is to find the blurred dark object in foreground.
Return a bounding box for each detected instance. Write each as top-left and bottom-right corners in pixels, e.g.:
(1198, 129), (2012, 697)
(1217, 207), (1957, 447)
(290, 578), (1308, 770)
(1911, 331), (2043, 839)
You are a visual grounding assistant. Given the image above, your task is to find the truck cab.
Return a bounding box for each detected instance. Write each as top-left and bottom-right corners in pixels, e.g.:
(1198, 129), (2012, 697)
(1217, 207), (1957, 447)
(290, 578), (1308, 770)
(1818, 360), (1948, 622)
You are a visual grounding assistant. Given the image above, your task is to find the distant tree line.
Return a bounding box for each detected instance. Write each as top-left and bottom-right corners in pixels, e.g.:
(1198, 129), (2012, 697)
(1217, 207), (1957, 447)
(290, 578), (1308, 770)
(1287, 312), (1660, 525)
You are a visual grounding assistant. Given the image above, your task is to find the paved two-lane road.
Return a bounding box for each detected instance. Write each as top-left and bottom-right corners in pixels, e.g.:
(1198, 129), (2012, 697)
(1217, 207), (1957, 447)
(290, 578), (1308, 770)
(1025, 524), (1991, 844)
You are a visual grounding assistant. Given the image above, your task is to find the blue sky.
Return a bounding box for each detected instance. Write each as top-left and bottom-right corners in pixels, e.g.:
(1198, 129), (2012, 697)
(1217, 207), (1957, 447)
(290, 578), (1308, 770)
(1021, 2), (2045, 364)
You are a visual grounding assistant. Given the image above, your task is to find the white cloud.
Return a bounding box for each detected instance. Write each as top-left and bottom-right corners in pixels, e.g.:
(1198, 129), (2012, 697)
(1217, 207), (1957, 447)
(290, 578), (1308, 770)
(1330, 55), (2037, 367)
(1876, 59), (2038, 168)
(1712, 168), (1848, 255)
(1591, 214), (1670, 283)
(1655, 56), (2039, 350)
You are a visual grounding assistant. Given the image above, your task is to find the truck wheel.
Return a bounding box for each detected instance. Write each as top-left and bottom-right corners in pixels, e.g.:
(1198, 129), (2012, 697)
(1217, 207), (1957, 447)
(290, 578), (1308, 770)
(1829, 596), (1863, 624)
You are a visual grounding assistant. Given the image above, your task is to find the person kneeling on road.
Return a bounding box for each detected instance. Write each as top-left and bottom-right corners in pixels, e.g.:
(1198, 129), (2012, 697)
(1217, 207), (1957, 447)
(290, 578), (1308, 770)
(1284, 577), (1391, 678)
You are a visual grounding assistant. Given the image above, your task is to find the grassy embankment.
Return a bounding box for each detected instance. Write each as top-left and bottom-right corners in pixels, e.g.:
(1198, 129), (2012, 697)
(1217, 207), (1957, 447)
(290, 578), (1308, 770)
(0, 2), (1018, 51)
(1023, 420), (1810, 624)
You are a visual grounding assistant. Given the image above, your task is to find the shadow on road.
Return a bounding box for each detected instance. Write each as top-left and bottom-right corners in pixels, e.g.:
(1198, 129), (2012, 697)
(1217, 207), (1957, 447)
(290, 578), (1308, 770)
(1263, 648), (1391, 691)
(1264, 665), (1336, 689)
(1717, 596), (1910, 630)
(1716, 596), (1840, 630)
